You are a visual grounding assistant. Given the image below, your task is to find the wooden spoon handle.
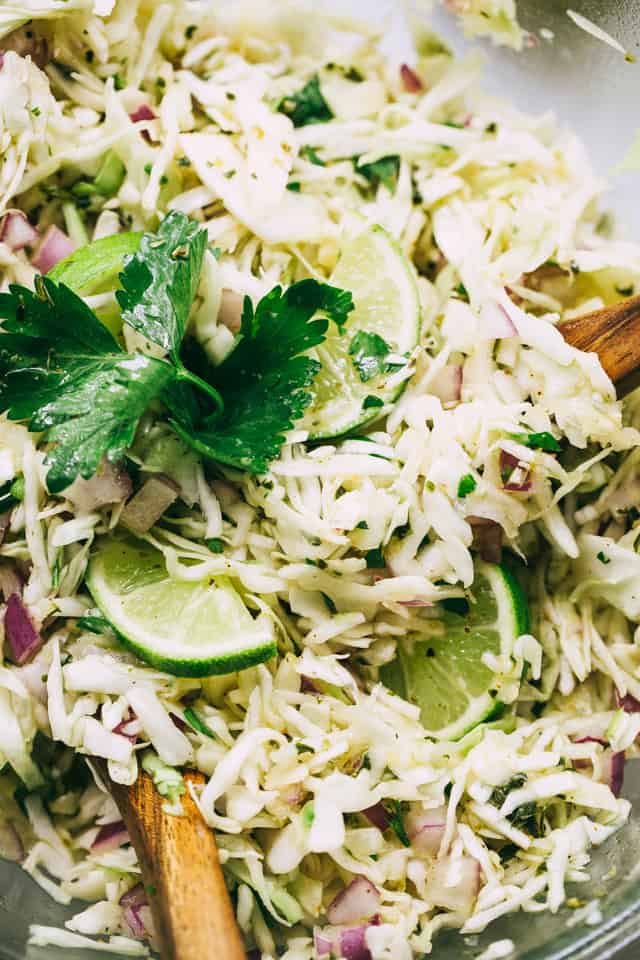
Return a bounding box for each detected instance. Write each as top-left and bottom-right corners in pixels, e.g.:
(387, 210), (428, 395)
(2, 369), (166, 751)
(110, 770), (246, 960)
(558, 293), (640, 383)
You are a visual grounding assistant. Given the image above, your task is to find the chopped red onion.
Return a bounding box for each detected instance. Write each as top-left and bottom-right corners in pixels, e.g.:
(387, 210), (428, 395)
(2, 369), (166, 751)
(130, 104), (156, 123)
(327, 876), (380, 925)
(601, 749), (625, 798)
(301, 676), (320, 694)
(400, 63), (423, 93)
(480, 301), (517, 339)
(616, 691), (640, 713)
(91, 820), (129, 853)
(32, 225), (75, 273)
(340, 925), (372, 960)
(0, 211), (39, 251)
(500, 450), (532, 493)
(362, 803), (390, 832)
(113, 716), (143, 743)
(121, 474), (179, 535)
(574, 735), (607, 746)
(65, 460), (132, 513)
(4, 594), (43, 665)
(429, 365), (462, 403)
(120, 883), (147, 910)
(468, 516), (503, 564)
(428, 855), (480, 913)
(406, 806), (447, 857)
(314, 929), (332, 957)
(0, 822), (24, 862)
(123, 904), (147, 939)
(0, 564), (22, 601)
(171, 712), (188, 732)
(218, 289), (244, 334)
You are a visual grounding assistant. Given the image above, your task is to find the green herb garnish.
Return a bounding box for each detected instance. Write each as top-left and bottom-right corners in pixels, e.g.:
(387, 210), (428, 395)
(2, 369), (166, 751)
(278, 75), (333, 127)
(457, 473), (476, 498)
(511, 431), (561, 453)
(349, 331), (393, 382)
(354, 155), (400, 194)
(184, 707), (216, 738)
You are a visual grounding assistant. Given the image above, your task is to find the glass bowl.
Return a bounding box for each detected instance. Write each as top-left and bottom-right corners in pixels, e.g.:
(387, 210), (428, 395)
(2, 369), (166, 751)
(2, 1), (640, 957)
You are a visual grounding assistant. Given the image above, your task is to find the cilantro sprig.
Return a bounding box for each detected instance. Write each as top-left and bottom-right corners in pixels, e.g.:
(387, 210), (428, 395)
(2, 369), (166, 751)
(0, 212), (353, 491)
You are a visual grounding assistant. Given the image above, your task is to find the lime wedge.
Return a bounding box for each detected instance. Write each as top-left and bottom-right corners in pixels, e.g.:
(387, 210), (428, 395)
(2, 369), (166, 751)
(380, 562), (529, 741)
(86, 536), (276, 677)
(302, 223), (421, 439)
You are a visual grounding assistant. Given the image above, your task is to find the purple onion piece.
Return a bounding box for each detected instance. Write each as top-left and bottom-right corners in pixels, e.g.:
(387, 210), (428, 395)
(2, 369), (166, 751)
(121, 474), (179, 536)
(500, 450), (532, 493)
(400, 63), (423, 93)
(0, 211), (39, 251)
(601, 749), (625, 798)
(91, 820), (129, 853)
(314, 929), (332, 957)
(617, 691), (640, 713)
(327, 876), (380, 925)
(120, 882), (148, 910)
(65, 460), (132, 513)
(4, 594), (43, 665)
(340, 925), (372, 960)
(32, 225), (74, 273)
(123, 904), (147, 939)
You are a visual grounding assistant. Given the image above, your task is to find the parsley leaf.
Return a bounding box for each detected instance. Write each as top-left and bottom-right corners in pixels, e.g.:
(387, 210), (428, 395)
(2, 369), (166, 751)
(0, 278), (173, 493)
(510, 431), (561, 453)
(278, 75), (333, 127)
(349, 330), (392, 382)
(457, 473), (477, 498)
(597, 551), (611, 565)
(171, 280), (352, 473)
(385, 800), (410, 847)
(354, 155), (401, 193)
(300, 145), (326, 166)
(117, 211), (207, 360)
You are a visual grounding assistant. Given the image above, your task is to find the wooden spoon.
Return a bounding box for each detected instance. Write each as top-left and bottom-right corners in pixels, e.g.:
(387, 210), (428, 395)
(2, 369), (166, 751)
(108, 769), (246, 960)
(558, 293), (640, 384)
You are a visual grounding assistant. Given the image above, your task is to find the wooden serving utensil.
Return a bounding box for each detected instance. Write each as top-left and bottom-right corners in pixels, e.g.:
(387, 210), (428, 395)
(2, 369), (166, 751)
(558, 293), (640, 385)
(108, 769), (246, 960)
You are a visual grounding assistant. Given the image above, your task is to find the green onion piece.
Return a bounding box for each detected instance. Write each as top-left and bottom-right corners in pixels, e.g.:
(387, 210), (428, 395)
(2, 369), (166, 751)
(62, 203), (89, 248)
(183, 707), (216, 738)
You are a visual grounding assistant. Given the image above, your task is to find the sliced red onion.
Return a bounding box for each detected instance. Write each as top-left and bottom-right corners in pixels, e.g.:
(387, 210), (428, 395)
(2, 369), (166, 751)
(121, 474), (179, 535)
(400, 63), (423, 93)
(429, 365), (462, 403)
(340, 925), (372, 960)
(91, 820), (129, 853)
(65, 460), (132, 513)
(468, 516), (503, 564)
(301, 676), (320, 694)
(170, 712), (188, 732)
(327, 876), (380, 925)
(398, 599), (433, 607)
(314, 930), (332, 958)
(123, 904), (147, 939)
(362, 803), (390, 831)
(574, 735), (607, 746)
(406, 806), (447, 858)
(616, 691), (640, 713)
(120, 883), (148, 910)
(500, 450), (532, 493)
(32, 225), (75, 273)
(480, 301), (517, 339)
(0, 211), (39, 251)
(218, 289), (244, 334)
(0, 822), (24, 862)
(601, 749), (625, 798)
(130, 104), (156, 123)
(0, 564), (22, 601)
(428, 855), (480, 913)
(4, 594), (43, 665)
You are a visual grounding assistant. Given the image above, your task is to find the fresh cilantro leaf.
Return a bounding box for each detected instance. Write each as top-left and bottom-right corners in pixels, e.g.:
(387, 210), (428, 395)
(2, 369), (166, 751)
(0, 277), (174, 493)
(171, 280), (352, 473)
(597, 551), (611, 565)
(349, 330), (392, 382)
(511, 431), (561, 453)
(183, 707), (216, 738)
(508, 801), (542, 837)
(385, 800), (410, 847)
(321, 592), (337, 614)
(490, 773), (527, 809)
(278, 75), (333, 127)
(116, 211), (207, 360)
(206, 538), (225, 553)
(457, 473), (477, 498)
(363, 394), (384, 409)
(354, 155), (401, 193)
(300, 145), (326, 166)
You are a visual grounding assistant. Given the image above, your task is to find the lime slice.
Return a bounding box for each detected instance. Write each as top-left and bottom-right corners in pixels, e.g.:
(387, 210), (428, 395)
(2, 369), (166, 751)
(302, 223), (421, 439)
(380, 562), (529, 740)
(86, 536), (277, 677)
